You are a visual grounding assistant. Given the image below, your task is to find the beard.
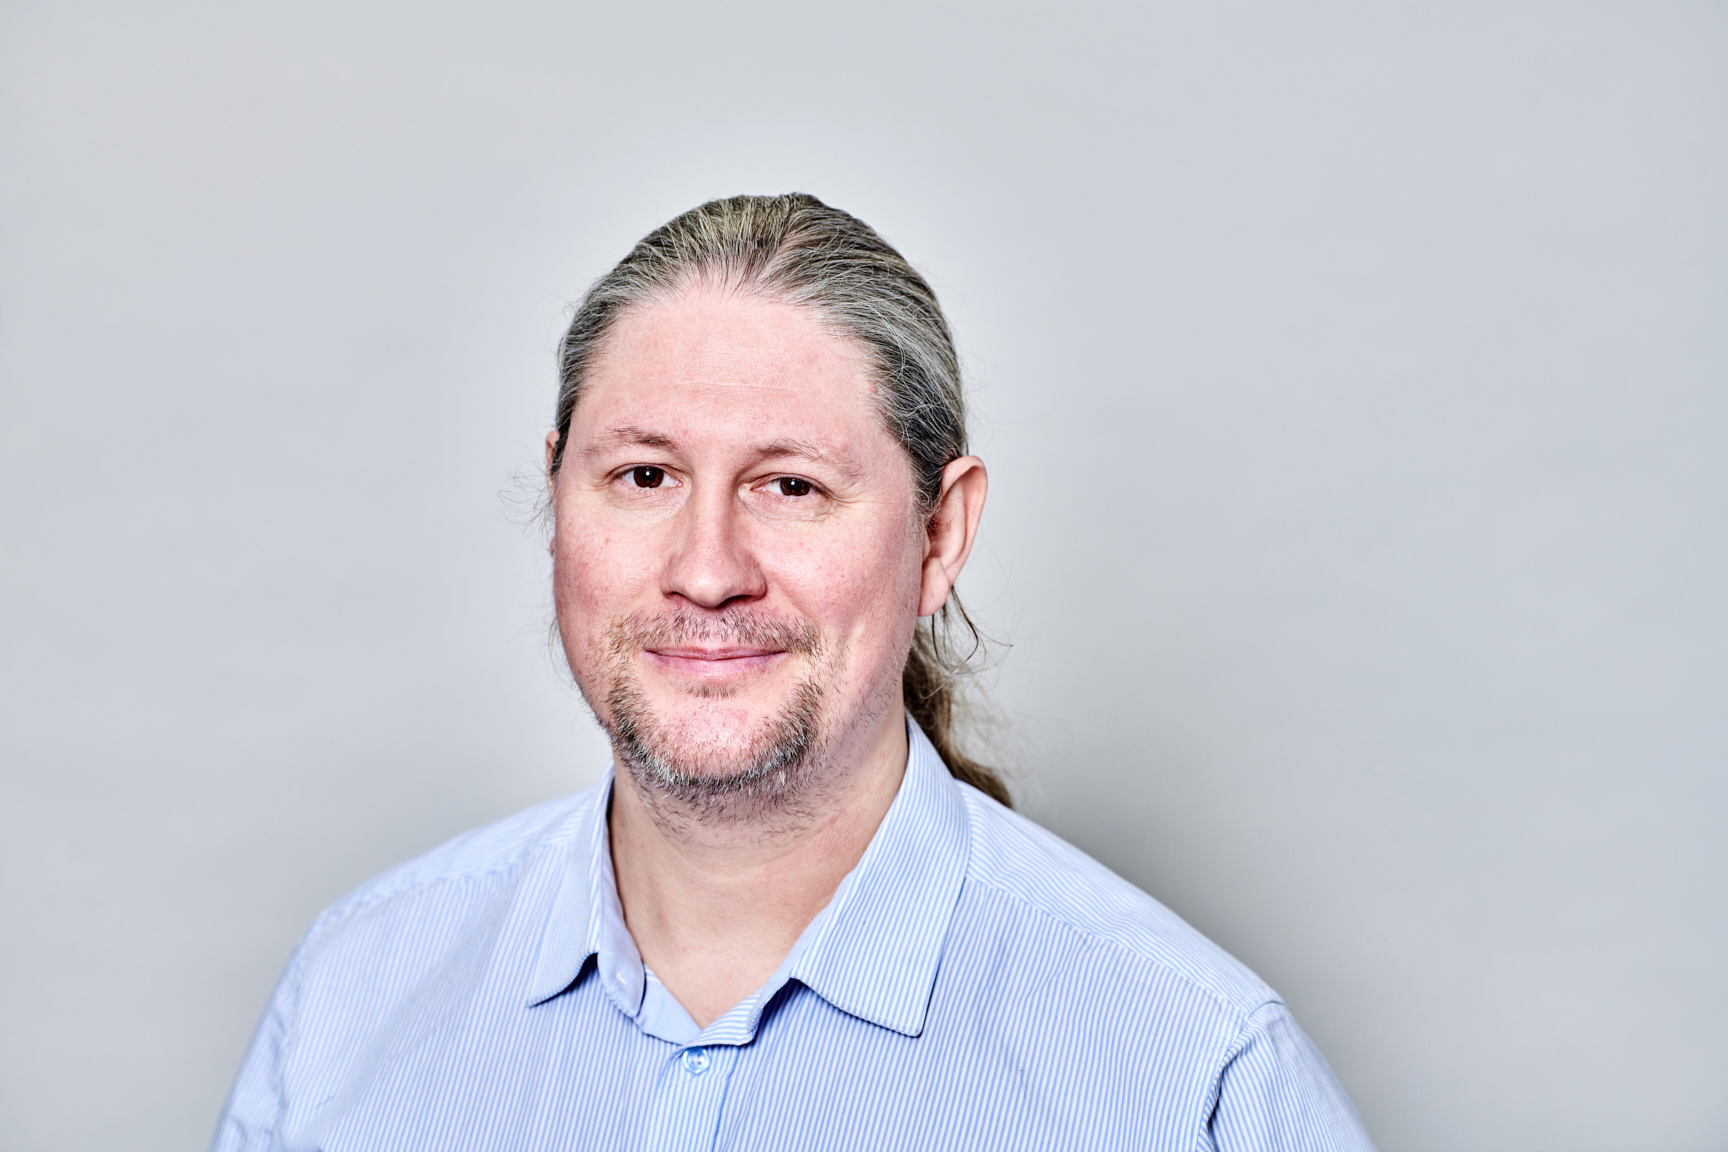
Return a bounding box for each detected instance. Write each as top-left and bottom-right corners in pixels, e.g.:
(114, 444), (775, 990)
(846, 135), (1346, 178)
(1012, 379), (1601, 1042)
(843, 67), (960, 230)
(593, 607), (831, 819)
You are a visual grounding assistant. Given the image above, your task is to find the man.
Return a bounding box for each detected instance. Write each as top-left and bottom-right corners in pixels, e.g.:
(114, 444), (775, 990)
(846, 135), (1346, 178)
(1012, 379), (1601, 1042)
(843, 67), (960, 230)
(214, 194), (1375, 1150)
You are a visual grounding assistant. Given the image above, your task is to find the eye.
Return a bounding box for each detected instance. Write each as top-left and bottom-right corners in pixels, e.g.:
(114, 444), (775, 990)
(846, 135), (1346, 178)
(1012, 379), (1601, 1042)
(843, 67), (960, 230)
(773, 476), (814, 497)
(629, 466), (666, 489)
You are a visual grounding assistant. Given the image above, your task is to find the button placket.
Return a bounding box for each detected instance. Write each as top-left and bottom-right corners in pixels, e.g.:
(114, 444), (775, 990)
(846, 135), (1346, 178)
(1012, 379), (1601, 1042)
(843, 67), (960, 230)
(647, 1044), (737, 1152)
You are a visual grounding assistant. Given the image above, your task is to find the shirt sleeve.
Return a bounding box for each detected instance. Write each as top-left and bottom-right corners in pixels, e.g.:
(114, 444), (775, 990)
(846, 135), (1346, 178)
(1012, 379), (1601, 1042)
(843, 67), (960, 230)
(1199, 1002), (1377, 1152)
(209, 956), (298, 1152)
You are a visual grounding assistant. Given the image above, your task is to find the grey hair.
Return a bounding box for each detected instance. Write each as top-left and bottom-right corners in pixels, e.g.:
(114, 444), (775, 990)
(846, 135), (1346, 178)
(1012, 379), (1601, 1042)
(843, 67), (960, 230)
(550, 193), (1009, 807)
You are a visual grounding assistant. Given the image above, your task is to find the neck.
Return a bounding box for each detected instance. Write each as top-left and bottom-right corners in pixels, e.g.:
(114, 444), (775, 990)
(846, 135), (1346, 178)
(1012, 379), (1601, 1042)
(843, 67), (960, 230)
(607, 698), (909, 1029)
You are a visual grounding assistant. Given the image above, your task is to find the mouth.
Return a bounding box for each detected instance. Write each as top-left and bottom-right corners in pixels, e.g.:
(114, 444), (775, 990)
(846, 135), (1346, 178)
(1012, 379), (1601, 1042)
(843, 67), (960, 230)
(642, 646), (789, 681)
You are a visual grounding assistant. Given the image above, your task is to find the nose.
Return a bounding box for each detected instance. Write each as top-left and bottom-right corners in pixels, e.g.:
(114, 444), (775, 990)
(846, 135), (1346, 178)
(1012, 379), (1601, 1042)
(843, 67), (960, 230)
(660, 482), (766, 610)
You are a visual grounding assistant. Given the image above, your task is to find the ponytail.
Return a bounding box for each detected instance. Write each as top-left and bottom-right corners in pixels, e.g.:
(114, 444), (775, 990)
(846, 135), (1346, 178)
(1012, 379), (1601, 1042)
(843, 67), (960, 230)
(901, 595), (1011, 807)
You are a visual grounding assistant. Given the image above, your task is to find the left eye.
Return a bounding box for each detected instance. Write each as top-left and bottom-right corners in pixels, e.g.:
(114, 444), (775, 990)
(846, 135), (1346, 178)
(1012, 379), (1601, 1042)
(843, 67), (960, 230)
(773, 477), (814, 497)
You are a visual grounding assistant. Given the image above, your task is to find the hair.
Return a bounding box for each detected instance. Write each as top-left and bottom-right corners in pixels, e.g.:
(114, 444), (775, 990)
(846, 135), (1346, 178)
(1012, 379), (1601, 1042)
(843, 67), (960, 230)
(550, 192), (1010, 807)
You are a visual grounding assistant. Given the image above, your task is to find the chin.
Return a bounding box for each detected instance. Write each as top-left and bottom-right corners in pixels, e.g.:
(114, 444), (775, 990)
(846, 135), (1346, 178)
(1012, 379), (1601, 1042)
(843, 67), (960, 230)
(604, 674), (827, 813)
(649, 705), (784, 772)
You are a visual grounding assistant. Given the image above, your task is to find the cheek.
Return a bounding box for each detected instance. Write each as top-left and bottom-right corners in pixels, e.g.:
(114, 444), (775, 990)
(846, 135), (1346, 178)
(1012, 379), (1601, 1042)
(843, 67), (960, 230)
(550, 504), (648, 630)
(767, 514), (925, 639)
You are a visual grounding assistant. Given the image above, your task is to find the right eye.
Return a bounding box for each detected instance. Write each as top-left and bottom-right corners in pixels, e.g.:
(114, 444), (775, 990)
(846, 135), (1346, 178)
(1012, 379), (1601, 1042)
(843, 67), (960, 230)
(629, 466), (665, 488)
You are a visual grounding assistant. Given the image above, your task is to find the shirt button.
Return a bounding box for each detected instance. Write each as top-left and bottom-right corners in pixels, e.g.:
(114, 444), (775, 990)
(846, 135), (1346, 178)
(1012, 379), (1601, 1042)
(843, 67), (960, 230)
(681, 1047), (710, 1076)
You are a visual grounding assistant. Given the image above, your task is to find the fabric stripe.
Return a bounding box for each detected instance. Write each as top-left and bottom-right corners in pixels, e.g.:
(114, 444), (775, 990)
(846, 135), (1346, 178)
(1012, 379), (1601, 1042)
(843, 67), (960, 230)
(211, 720), (1374, 1151)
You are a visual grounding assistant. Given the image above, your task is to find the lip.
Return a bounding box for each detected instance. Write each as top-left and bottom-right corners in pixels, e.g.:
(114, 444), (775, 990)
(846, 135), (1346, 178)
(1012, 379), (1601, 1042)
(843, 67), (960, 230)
(646, 646), (783, 660)
(642, 647), (788, 680)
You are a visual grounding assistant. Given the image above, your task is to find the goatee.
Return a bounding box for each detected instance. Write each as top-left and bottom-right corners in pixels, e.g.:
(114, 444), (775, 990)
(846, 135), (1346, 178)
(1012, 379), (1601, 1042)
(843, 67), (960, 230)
(596, 608), (828, 820)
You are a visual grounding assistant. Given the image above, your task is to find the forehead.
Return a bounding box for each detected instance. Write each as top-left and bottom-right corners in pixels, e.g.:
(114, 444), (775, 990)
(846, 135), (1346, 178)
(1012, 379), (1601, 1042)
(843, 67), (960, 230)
(573, 289), (886, 452)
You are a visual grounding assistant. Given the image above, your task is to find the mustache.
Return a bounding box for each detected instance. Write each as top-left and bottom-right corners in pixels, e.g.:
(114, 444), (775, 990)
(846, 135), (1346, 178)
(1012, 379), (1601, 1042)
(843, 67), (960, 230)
(606, 608), (822, 658)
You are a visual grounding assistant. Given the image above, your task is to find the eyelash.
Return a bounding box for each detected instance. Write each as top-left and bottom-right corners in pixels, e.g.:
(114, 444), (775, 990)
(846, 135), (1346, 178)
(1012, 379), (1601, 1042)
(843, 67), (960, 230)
(614, 467), (821, 499)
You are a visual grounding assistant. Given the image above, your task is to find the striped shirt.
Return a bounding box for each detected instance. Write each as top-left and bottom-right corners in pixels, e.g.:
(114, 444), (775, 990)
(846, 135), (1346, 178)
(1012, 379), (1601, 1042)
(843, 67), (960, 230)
(214, 720), (1375, 1150)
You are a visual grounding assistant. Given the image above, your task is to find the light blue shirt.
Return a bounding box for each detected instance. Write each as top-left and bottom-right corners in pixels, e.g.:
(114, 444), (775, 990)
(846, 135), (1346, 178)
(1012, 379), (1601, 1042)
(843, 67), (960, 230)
(215, 721), (1374, 1150)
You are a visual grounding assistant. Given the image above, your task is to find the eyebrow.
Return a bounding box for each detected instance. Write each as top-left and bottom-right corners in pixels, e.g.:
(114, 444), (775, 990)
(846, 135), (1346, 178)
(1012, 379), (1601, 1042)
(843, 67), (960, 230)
(580, 427), (860, 478)
(757, 438), (829, 464)
(749, 438), (864, 482)
(579, 425), (679, 458)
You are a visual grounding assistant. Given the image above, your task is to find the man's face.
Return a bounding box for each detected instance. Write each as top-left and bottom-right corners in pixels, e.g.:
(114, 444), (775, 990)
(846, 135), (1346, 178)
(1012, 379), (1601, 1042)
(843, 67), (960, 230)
(550, 287), (926, 808)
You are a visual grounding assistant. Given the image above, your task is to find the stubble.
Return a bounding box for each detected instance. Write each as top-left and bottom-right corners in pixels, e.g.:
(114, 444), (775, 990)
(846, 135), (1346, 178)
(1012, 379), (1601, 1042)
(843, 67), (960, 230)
(594, 608), (833, 822)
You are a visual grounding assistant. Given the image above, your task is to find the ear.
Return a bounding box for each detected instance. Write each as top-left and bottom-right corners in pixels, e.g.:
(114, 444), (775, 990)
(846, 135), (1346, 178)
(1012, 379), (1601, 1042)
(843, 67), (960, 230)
(544, 430), (561, 491)
(918, 455), (988, 617)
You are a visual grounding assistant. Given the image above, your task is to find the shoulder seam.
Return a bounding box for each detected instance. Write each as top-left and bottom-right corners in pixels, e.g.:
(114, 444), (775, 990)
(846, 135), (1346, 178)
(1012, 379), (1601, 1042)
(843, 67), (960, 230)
(305, 850), (532, 944)
(302, 792), (593, 944)
(960, 868), (1277, 1028)
(953, 785), (1280, 1027)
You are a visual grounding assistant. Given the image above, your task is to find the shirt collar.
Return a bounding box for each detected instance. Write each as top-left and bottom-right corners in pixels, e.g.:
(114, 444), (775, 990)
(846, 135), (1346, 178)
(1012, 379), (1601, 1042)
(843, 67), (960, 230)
(526, 772), (644, 1016)
(525, 716), (971, 1040)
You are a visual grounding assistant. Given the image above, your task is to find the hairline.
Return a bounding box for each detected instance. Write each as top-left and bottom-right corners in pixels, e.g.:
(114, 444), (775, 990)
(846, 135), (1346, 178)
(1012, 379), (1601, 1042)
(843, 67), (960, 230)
(554, 278), (941, 515)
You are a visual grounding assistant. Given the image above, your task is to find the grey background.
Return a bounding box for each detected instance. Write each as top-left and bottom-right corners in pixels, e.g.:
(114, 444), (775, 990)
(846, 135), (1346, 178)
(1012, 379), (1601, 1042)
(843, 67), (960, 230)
(2, 2), (1723, 1150)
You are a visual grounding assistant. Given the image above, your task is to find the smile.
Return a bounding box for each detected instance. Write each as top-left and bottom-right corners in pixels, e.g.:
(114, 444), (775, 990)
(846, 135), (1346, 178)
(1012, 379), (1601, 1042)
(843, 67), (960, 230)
(642, 647), (788, 680)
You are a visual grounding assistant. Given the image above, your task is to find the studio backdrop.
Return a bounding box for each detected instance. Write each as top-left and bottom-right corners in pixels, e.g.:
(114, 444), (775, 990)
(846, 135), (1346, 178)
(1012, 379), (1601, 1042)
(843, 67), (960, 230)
(1, 3), (1723, 1150)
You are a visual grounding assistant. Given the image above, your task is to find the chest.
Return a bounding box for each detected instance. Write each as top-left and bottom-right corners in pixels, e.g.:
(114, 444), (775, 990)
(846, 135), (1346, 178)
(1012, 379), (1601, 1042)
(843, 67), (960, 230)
(302, 975), (1216, 1152)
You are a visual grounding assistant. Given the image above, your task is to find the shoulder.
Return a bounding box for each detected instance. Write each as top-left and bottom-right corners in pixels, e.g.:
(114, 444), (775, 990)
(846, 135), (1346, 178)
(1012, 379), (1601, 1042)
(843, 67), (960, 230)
(275, 786), (602, 1042)
(301, 785), (600, 947)
(956, 783), (1277, 1021)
